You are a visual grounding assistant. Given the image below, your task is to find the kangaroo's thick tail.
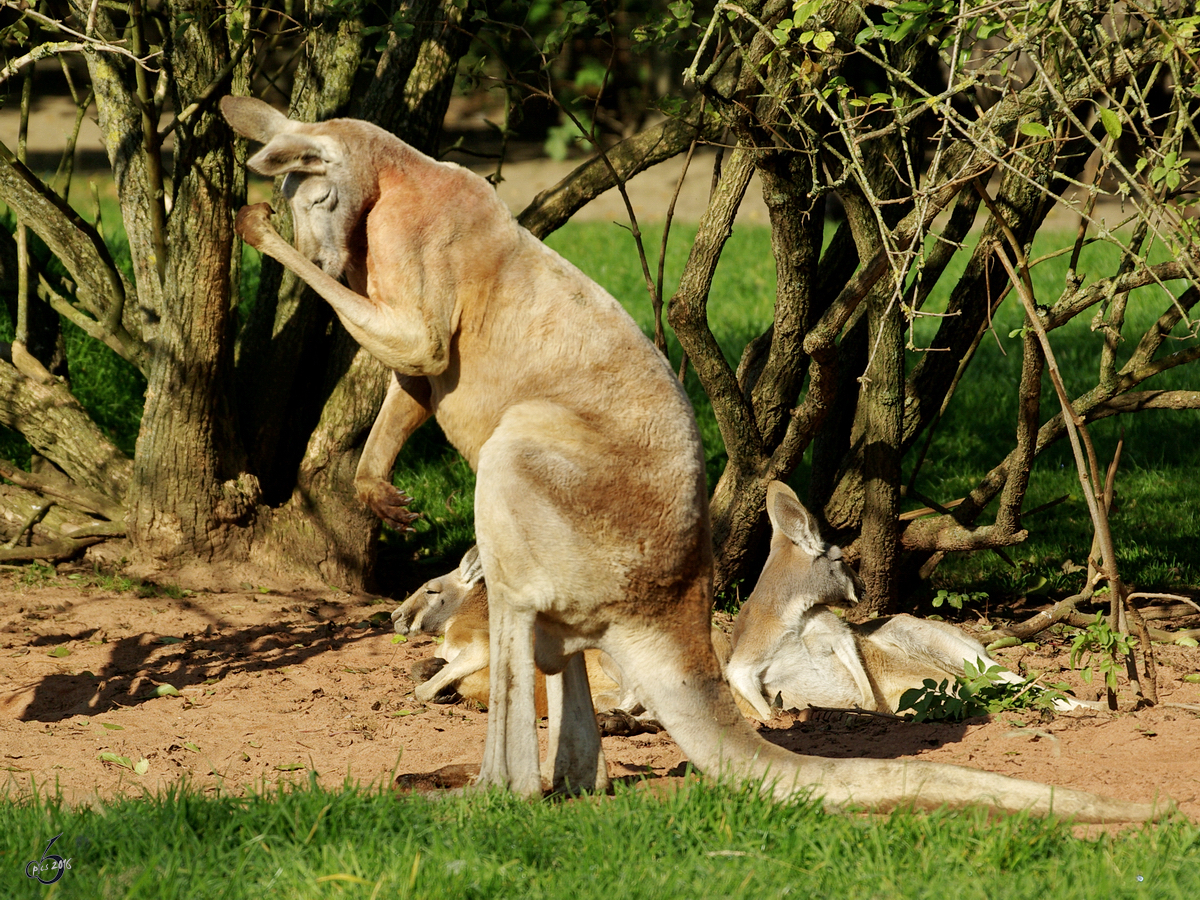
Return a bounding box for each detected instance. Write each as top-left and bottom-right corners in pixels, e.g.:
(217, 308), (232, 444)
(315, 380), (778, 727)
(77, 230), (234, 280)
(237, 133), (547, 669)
(613, 628), (1169, 824)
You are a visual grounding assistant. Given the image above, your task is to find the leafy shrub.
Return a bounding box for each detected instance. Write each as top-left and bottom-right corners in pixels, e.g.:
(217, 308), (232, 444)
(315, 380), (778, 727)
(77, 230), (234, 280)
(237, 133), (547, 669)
(897, 661), (1064, 722)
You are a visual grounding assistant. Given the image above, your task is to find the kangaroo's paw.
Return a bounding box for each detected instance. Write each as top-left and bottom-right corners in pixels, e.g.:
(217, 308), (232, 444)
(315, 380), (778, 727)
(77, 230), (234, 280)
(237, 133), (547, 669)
(234, 202), (276, 247)
(361, 481), (422, 531)
(410, 657), (447, 684)
(596, 708), (661, 737)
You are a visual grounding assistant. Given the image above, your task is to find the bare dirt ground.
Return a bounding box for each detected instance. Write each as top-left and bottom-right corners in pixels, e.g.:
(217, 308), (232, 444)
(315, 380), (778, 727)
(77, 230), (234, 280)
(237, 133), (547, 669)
(1, 568), (1198, 820)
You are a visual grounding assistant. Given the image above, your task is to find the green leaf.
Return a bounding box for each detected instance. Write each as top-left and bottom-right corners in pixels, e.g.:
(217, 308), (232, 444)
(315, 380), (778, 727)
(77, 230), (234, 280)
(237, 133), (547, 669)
(48, 646), (71, 658)
(183, 742), (201, 753)
(1183, 673), (1200, 683)
(153, 684), (180, 697)
(101, 722), (124, 730)
(275, 763), (305, 771)
(99, 752), (133, 770)
(155, 636), (184, 644)
(1020, 121), (1052, 139)
(792, 0), (821, 25)
(1175, 637), (1199, 648)
(391, 634), (407, 644)
(133, 759), (150, 776)
(1098, 106), (1123, 141)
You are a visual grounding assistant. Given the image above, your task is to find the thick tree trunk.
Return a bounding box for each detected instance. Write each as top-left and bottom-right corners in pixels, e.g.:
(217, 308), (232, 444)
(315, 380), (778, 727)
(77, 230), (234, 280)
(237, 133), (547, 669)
(126, 0), (247, 562)
(854, 284), (904, 616)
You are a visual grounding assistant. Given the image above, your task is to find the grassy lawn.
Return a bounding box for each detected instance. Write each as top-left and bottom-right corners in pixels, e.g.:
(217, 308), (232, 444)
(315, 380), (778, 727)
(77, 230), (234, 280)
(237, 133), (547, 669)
(3, 778), (1198, 900)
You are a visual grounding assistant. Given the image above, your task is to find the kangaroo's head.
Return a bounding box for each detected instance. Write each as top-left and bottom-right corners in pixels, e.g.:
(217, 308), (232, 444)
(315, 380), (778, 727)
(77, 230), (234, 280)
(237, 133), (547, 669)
(220, 96), (384, 283)
(391, 546), (485, 636)
(749, 481), (863, 616)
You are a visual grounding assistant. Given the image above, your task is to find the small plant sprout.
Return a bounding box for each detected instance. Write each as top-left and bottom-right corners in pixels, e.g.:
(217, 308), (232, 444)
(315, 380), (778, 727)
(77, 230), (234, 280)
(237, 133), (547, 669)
(1069, 612), (1137, 693)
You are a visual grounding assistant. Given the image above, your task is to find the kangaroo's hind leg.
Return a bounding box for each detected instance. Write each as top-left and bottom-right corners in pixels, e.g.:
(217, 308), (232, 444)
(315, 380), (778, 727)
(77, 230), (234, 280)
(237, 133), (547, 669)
(475, 594), (541, 795)
(542, 652), (608, 793)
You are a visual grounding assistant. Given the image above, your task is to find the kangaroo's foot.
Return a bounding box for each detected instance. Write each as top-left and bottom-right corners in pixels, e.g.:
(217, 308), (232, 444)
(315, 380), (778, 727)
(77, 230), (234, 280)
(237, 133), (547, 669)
(596, 708), (661, 737)
(411, 658), (463, 704)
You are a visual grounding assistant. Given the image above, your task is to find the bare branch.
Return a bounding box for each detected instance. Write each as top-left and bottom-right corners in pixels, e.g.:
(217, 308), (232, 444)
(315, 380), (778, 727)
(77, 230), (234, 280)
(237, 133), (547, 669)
(518, 95), (722, 239)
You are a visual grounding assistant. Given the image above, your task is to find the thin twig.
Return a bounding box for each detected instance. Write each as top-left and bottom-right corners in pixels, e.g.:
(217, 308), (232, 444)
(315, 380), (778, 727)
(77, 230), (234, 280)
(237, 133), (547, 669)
(992, 242), (1157, 704)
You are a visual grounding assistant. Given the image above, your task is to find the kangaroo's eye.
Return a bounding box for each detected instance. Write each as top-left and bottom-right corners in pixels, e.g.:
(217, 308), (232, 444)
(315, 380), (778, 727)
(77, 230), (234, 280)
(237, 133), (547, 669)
(309, 186), (335, 208)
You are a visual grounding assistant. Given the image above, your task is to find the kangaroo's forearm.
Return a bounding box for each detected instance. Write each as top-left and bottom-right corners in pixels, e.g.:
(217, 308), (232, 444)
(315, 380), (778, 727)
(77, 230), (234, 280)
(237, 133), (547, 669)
(236, 203), (448, 374)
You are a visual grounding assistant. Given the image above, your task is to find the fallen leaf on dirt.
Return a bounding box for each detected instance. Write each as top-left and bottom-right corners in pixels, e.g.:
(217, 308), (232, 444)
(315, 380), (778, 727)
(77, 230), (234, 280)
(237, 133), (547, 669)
(47, 646), (70, 658)
(183, 742), (200, 753)
(275, 763), (304, 771)
(100, 723), (124, 731)
(152, 684), (180, 697)
(133, 759), (150, 776)
(98, 752), (133, 770)
(155, 636), (184, 644)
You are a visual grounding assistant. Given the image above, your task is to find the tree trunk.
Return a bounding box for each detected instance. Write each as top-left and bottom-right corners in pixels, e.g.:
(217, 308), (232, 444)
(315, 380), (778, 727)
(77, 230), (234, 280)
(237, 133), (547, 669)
(126, 0), (246, 562)
(854, 283), (904, 616)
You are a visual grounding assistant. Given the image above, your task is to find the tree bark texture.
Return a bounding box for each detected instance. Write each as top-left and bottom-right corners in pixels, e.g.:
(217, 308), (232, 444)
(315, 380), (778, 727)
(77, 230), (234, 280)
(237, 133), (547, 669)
(127, 0), (245, 561)
(0, 360), (131, 502)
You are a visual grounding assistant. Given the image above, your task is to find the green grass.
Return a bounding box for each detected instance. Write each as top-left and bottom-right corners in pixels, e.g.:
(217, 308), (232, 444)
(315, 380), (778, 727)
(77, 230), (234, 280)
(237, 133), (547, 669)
(2, 779), (1197, 899)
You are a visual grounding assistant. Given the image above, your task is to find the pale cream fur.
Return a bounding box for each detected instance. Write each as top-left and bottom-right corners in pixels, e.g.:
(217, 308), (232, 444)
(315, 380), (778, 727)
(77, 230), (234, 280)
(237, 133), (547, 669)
(221, 95), (1164, 820)
(728, 483), (1101, 719)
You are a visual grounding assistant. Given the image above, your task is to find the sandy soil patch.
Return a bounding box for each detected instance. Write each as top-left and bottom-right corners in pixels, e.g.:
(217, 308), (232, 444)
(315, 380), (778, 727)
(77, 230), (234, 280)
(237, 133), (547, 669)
(1, 572), (1197, 821)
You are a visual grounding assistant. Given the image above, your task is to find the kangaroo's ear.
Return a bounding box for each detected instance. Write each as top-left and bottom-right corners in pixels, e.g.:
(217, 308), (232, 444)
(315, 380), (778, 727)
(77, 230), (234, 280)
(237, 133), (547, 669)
(458, 546), (484, 586)
(765, 481), (825, 557)
(220, 95), (291, 143)
(246, 133), (336, 176)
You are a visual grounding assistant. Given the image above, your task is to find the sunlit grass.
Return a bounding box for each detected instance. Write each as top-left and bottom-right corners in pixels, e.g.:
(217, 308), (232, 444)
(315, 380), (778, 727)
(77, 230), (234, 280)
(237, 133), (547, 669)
(2, 778), (1197, 900)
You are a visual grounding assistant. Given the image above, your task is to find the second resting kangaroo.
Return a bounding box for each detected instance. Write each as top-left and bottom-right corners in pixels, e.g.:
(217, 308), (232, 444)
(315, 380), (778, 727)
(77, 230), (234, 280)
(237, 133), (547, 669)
(727, 482), (1100, 719)
(392, 546), (739, 732)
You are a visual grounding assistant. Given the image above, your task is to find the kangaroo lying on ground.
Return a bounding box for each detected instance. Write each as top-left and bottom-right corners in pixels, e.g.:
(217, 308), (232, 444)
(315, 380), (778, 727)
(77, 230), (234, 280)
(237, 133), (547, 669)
(393, 546), (625, 719)
(394, 546), (736, 732)
(727, 482), (1101, 719)
(222, 95), (1162, 821)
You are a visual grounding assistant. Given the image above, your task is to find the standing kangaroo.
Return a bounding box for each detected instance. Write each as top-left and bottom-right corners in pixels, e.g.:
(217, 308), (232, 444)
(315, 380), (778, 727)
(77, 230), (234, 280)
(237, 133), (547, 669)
(727, 482), (1100, 718)
(221, 96), (1161, 821)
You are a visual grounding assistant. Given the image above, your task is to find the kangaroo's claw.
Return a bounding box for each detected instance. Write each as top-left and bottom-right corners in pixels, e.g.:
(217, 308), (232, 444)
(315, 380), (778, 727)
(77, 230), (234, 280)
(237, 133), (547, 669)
(362, 482), (421, 531)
